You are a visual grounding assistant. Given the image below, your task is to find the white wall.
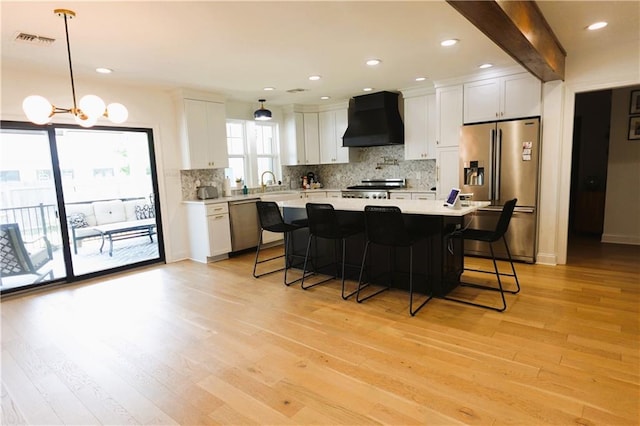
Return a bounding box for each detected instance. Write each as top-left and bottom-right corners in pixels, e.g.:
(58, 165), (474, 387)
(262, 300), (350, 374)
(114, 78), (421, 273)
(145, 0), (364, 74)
(554, 38), (640, 263)
(1, 64), (189, 262)
(602, 86), (640, 244)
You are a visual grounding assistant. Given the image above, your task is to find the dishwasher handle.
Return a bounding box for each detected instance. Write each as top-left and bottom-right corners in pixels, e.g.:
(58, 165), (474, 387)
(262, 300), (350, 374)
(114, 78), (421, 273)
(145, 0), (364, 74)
(229, 198), (260, 205)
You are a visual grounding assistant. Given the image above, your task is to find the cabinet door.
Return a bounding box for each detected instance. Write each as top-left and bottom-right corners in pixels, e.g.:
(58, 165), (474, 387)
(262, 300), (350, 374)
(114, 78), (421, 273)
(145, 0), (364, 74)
(205, 101), (229, 169)
(281, 112), (305, 166)
(183, 99), (210, 169)
(436, 85), (463, 148)
(464, 79), (500, 123)
(501, 74), (541, 119)
(207, 213), (232, 256)
(404, 96), (428, 160)
(436, 147), (460, 199)
(182, 99), (229, 169)
(303, 113), (320, 164)
(319, 110), (336, 164)
(334, 108), (350, 163)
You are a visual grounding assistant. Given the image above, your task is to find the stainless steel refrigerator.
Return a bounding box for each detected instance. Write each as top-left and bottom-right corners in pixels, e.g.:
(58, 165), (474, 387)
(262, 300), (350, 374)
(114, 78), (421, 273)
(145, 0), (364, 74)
(459, 117), (540, 263)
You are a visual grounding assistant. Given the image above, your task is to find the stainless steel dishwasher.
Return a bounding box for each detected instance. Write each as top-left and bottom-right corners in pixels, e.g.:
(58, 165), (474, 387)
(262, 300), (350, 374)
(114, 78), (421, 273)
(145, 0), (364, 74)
(228, 198), (261, 252)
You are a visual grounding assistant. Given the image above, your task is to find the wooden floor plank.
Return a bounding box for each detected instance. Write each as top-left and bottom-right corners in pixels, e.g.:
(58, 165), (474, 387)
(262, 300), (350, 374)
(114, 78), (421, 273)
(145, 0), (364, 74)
(1, 239), (638, 425)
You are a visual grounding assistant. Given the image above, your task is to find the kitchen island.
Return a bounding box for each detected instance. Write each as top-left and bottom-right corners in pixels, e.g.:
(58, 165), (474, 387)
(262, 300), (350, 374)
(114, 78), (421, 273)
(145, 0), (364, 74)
(280, 198), (490, 297)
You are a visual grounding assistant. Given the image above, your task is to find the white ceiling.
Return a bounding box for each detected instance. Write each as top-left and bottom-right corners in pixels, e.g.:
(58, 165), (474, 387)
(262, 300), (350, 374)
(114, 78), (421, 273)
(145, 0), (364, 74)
(1, 1), (637, 107)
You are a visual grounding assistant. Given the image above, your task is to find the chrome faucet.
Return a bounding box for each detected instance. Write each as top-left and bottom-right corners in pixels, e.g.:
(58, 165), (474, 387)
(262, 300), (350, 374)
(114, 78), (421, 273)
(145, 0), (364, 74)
(260, 170), (276, 192)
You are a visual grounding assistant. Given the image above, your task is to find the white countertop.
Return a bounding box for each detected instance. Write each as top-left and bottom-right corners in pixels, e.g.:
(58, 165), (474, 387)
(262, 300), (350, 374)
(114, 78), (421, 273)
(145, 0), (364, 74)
(281, 197), (490, 217)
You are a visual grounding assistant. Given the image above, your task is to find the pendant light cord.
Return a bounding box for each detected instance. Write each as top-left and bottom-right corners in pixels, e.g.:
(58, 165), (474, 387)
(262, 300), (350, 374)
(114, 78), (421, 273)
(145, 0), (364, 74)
(61, 11), (78, 114)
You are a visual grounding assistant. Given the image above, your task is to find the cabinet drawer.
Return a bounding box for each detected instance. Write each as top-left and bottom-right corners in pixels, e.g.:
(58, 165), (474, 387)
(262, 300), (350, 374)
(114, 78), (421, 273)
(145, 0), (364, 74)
(411, 192), (436, 200)
(206, 203), (228, 215)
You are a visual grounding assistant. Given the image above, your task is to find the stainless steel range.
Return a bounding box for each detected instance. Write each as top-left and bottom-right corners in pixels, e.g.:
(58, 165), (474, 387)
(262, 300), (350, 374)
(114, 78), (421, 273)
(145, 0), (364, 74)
(341, 178), (406, 199)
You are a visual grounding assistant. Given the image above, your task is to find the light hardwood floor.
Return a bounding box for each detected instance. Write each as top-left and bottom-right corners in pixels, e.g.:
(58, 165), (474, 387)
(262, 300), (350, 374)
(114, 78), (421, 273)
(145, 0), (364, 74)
(2, 241), (638, 425)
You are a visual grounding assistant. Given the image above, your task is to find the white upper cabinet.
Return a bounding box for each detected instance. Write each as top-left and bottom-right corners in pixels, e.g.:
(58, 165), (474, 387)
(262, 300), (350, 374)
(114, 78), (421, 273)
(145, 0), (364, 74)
(436, 85), (463, 148)
(319, 108), (354, 164)
(303, 112), (321, 164)
(464, 73), (542, 123)
(281, 111), (306, 166)
(403, 92), (436, 160)
(281, 111), (321, 165)
(179, 97), (229, 169)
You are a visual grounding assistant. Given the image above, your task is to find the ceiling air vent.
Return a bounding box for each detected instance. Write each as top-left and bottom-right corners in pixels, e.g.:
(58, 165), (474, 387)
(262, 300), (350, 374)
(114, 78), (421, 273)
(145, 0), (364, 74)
(14, 32), (56, 46)
(286, 88), (308, 93)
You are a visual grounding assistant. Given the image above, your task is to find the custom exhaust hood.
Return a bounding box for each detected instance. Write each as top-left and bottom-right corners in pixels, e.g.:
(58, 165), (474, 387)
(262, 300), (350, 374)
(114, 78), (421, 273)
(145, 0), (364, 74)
(342, 91), (404, 147)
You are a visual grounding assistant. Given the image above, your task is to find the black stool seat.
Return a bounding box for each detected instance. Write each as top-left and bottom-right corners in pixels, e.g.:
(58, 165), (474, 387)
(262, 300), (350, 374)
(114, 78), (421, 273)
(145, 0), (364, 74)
(357, 205), (432, 316)
(301, 203), (364, 299)
(444, 198), (521, 312)
(253, 201), (308, 286)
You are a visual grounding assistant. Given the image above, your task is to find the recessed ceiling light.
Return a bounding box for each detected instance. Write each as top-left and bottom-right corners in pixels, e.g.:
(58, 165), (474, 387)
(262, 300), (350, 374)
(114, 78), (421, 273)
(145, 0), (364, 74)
(587, 21), (608, 30)
(415, 77), (427, 82)
(320, 96), (330, 100)
(263, 87), (275, 91)
(96, 67), (112, 74)
(366, 59), (381, 66)
(479, 63), (493, 69)
(309, 75), (321, 81)
(363, 87), (373, 92)
(441, 39), (459, 47)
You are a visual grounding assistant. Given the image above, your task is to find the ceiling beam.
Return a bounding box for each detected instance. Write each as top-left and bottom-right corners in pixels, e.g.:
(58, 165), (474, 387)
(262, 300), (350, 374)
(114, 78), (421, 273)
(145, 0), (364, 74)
(447, 0), (566, 82)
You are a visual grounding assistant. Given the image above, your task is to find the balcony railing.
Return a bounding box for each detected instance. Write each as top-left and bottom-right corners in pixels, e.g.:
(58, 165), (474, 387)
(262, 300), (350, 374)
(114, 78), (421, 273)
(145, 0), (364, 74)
(0, 203), (61, 247)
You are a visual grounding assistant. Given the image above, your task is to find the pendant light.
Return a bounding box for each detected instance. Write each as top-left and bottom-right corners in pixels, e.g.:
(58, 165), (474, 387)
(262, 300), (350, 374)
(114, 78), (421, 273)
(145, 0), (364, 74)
(253, 99), (272, 121)
(22, 9), (128, 127)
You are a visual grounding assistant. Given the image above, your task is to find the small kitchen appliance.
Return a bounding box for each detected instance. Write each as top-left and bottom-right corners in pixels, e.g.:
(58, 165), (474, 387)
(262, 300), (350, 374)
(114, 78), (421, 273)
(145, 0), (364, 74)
(196, 186), (218, 200)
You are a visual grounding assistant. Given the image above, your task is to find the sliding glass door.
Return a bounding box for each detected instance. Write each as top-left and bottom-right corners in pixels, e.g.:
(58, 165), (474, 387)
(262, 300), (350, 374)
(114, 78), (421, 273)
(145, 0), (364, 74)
(0, 122), (164, 293)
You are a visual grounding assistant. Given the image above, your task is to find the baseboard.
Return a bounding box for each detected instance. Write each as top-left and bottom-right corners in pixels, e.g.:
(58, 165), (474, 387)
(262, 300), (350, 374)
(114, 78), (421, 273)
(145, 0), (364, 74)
(601, 234), (640, 245)
(536, 252), (557, 265)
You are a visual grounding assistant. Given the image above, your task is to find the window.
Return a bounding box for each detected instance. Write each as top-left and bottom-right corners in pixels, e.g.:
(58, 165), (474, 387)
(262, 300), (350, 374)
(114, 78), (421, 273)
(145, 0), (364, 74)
(0, 170), (20, 182)
(226, 120), (280, 187)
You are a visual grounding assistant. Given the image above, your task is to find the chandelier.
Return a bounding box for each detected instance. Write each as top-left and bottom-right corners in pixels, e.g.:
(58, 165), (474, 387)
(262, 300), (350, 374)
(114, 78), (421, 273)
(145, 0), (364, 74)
(22, 9), (128, 127)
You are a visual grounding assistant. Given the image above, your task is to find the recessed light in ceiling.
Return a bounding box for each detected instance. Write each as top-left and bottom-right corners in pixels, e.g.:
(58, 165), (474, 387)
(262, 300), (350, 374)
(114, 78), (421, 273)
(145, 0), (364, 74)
(479, 63), (493, 69)
(320, 96), (330, 100)
(587, 21), (608, 30)
(363, 87), (373, 92)
(263, 87), (275, 91)
(366, 59), (381, 66)
(309, 75), (321, 81)
(441, 39), (459, 47)
(96, 67), (113, 74)
(415, 77), (427, 82)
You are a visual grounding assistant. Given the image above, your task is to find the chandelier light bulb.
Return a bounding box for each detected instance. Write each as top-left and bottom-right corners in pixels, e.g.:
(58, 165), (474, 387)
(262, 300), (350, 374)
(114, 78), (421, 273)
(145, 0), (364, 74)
(79, 94), (106, 119)
(106, 103), (128, 124)
(23, 95), (53, 125)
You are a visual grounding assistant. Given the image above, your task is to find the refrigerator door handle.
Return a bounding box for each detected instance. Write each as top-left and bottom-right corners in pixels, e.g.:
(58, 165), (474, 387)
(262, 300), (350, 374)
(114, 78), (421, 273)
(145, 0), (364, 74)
(489, 128), (495, 200)
(495, 128), (502, 202)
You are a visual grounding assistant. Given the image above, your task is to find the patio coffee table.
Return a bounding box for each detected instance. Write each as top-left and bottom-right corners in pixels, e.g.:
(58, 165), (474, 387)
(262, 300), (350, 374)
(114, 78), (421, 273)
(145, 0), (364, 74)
(91, 219), (156, 256)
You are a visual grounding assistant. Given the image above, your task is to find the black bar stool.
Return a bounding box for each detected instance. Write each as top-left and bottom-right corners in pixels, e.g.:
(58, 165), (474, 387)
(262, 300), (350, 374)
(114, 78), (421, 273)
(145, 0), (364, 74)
(301, 203), (364, 299)
(357, 205), (433, 316)
(444, 198), (520, 312)
(253, 201), (308, 286)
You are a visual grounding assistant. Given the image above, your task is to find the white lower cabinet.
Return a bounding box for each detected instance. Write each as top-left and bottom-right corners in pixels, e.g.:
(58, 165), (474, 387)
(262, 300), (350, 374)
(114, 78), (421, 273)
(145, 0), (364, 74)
(390, 193), (411, 200)
(436, 147), (460, 200)
(303, 191), (327, 199)
(411, 192), (436, 200)
(186, 202), (232, 262)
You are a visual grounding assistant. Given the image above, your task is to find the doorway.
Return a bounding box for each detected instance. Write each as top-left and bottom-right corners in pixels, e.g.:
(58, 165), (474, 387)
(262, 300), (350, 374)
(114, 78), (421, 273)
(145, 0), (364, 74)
(568, 89), (611, 250)
(0, 122), (165, 294)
